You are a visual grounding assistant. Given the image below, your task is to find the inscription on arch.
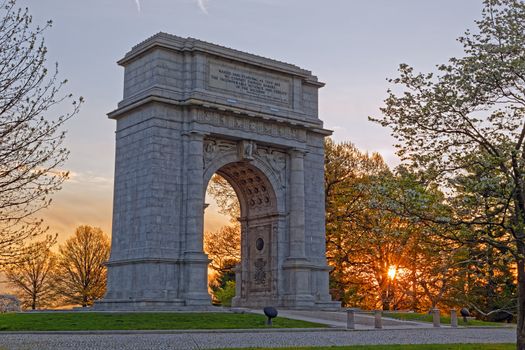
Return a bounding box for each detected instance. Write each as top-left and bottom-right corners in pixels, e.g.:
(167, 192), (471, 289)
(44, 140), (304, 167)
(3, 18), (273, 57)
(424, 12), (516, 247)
(208, 60), (292, 106)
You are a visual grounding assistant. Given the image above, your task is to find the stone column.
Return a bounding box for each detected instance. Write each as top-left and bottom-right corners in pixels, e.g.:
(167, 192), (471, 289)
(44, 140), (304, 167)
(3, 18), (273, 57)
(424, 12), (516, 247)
(183, 131), (211, 306)
(282, 148), (313, 307)
(289, 148), (306, 258)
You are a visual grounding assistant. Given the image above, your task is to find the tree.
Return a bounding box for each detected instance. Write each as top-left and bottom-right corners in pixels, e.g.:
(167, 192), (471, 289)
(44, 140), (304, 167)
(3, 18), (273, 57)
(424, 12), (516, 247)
(0, 0), (81, 264)
(325, 139), (467, 311)
(204, 224), (240, 304)
(324, 138), (389, 306)
(450, 239), (517, 321)
(54, 225), (110, 307)
(205, 174), (242, 304)
(371, 0), (525, 346)
(207, 174), (240, 221)
(204, 224), (241, 274)
(324, 139), (426, 309)
(4, 244), (56, 309)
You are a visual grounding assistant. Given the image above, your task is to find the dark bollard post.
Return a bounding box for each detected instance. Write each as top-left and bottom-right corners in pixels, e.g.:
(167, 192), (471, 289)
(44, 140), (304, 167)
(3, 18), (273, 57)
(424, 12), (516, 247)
(263, 307), (278, 327)
(432, 308), (440, 327)
(450, 309), (458, 328)
(460, 308), (470, 324)
(374, 310), (382, 329)
(346, 309), (355, 330)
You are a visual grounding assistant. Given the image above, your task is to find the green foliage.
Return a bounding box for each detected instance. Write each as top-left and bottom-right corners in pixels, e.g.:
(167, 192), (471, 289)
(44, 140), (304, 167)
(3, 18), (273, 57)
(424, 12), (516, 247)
(214, 280), (236, 307)
(370, 0), (525, 343)
(324, 139), (460, 312)
(205, 225), (239, 305)
(0, 312), (323, 331)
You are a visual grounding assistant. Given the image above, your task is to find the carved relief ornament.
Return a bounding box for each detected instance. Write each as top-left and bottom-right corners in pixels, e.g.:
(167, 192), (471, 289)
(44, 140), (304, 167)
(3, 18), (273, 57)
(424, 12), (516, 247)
(195, 110), (306, 142)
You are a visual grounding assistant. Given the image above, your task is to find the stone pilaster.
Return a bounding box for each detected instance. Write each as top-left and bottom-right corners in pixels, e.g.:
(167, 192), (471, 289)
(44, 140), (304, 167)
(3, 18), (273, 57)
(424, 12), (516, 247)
(182, 131), (211, 305)
(283, 148), (314, 307)
(289, 148), (307, 258)
(232, 218), (248, 307)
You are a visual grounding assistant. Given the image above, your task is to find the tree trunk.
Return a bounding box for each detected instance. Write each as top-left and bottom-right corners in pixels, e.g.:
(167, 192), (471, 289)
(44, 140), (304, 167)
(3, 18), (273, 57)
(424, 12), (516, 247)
(411, 263), (417, 311)
(517, 253), (525, 350)
(381, 284), (391, 311)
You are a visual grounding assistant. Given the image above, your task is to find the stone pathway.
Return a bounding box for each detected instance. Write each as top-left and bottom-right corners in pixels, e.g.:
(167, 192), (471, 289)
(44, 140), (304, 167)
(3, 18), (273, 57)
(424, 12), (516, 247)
(244, 309), (432, 329)
(0, 328), (515, 349)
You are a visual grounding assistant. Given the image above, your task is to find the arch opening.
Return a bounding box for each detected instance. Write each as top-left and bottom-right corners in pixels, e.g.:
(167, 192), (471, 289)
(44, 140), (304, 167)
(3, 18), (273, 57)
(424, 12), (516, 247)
(204, 174), (240, 306)
(204, 161), (280, 308)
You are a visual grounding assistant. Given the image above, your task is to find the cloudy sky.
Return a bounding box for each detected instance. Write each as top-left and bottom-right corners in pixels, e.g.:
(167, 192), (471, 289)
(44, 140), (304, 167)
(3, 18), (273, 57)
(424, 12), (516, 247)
(15, 0), (484, 242)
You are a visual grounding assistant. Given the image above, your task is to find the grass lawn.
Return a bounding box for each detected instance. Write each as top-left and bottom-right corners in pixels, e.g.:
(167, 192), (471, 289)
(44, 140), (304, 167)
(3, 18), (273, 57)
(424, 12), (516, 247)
(0, 312), (324, 331)
(383, 312), (506, 327)
(225, 345), (514, 350)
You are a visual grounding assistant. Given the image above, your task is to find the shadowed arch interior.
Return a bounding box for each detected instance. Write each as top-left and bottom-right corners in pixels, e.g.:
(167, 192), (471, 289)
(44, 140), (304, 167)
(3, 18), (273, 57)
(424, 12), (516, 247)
(214, 162), (278, 219)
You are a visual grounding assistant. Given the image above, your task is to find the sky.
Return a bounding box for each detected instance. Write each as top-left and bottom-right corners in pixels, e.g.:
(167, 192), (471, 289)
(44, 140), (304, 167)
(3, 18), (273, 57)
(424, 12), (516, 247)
(14, 0), (484, 243)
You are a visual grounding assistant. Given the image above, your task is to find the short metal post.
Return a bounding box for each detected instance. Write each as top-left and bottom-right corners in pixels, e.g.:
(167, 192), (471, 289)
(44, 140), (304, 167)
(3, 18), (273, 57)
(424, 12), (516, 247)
(374, 310), (382, 329)
(450, 309), (458, 328)
(432, 308), (440, 327)
(346, 309), (355, 330)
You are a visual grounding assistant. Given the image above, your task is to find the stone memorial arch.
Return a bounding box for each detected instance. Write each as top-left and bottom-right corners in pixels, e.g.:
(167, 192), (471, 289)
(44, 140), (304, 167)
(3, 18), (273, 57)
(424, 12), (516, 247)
(97, 33), (340, 310)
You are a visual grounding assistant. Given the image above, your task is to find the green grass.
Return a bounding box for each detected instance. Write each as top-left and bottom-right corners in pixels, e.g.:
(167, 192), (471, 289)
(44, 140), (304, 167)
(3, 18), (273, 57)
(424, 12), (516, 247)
(224, 345), (514, 350)
(0, 312), (324, 331)
(382, 312), (506, 327)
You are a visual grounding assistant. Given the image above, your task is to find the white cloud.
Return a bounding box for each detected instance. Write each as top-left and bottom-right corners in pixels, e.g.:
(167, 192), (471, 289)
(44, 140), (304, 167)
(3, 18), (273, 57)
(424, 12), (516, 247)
(196, 0), (209, 14)
(65, 171), (113, 187)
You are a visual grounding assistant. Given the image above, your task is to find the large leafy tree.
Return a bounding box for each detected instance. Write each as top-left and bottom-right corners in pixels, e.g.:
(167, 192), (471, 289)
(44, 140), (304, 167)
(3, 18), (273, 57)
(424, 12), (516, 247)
(371, 0), (525, 346)
(324, 138), (395, 307)
(0, 0), (81, 264)
(54, 225), (110, 307)
(324, 139), (451, 310)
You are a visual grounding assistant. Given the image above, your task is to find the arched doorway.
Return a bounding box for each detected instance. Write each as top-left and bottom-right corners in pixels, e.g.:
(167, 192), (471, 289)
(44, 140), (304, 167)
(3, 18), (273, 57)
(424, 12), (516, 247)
(203, 139), (283, 307)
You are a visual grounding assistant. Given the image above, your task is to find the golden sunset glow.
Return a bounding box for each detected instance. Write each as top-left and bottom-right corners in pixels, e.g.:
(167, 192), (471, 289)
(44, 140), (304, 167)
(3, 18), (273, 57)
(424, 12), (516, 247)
(387, 266), (397, 280)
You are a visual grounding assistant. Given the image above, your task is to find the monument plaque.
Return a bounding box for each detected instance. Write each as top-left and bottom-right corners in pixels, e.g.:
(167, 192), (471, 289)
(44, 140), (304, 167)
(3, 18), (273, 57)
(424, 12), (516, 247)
(208, 60), (291, 105)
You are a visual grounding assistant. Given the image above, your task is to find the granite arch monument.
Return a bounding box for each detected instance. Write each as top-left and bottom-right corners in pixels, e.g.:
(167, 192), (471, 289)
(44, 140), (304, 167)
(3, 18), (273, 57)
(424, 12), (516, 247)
(97, 33), (339, 310)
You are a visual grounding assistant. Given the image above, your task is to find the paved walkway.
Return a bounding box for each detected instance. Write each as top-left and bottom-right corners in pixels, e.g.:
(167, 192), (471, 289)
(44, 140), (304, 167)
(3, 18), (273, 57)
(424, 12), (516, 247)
(245, 309), (432, 329)
(0, 309), (516, 349)
(0, 328), (515, 349)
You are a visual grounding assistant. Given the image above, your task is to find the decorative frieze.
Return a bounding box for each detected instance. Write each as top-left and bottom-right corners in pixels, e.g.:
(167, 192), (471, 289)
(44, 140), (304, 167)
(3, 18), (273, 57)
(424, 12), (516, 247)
(254, 258), (267, 285)
(203, 138), (236, 167)
(255, 146), (287, 186)
(203, 137), (287, 189)
(195, 110), (306, 142)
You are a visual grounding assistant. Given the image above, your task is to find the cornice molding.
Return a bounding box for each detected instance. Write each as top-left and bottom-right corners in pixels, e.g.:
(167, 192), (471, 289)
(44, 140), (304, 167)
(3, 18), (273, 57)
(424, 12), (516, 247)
(118, 32), (324, 87)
